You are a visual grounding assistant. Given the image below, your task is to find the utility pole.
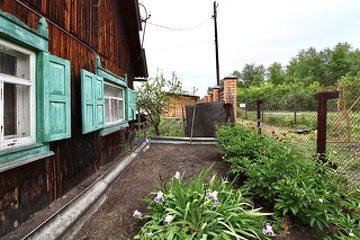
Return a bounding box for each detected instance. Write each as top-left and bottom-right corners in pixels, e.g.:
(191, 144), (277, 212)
(213, 1), (220, 86)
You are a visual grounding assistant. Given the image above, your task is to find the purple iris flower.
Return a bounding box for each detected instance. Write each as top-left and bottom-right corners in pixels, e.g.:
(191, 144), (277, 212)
(263, 223), (274, 236)
(154, 191), (165, 203)
(163, 215), (174, 225)
(132, 210), (143, 218)
(206, 190), (219, 204)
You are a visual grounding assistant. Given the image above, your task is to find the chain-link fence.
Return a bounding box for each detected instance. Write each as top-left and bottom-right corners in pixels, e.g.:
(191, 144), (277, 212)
(319, 83), (360, 185)
(239, 83), (360, 187)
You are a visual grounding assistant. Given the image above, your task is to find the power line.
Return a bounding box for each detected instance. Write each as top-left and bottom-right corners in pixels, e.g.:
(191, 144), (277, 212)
(148, 39), (213, 53)
(147, 16), (211, 31)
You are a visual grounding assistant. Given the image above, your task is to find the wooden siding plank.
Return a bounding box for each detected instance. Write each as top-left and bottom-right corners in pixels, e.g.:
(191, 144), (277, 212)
(70, 0), (77, 34)
(64, 0), (71, 31)
(81, 0), (90, 45)
(41, 0), (47, 13)
(109, 1), (115, 63)
(91, 1), (98, 51)
(54, 0), (64, 26)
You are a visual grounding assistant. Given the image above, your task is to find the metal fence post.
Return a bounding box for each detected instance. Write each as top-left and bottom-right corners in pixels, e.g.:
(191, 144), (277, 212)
(256, 99), (263, 134)
(314, 91), (339, 164)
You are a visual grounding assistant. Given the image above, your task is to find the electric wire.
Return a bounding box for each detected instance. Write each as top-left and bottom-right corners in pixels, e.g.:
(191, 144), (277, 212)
(147, 16), (211, 31)
(147, 39), (213, 53)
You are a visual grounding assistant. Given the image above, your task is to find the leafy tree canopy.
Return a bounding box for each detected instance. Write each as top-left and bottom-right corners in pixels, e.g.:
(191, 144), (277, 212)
(136, 69), (185, 136)
(224, 42), (360, 111)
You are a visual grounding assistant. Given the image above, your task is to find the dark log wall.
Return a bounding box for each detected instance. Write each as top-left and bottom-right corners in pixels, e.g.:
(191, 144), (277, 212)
(0, 0), (138, 236)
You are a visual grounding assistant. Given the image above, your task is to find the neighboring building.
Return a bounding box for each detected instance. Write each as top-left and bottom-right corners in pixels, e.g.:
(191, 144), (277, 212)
(163, 93), (199, 119)
(0, 1), (147, 236)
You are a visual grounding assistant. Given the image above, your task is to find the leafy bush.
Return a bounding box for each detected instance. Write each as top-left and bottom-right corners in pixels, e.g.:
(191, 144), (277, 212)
(134, 164), (272, 240)
(216, 124), (360, 239)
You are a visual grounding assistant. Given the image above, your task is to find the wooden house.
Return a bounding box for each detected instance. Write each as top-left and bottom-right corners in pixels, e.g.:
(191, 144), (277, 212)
(163, 93), (199, 119)
(0, 0), (147, 236)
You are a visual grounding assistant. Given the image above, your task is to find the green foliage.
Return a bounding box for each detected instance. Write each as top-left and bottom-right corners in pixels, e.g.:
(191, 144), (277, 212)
(245, 111), (317, 130)
(134, 164), (272, 240)
(119, 126), (135, 152)
(239, 63), (266, 87)
(231, 42), (360, 113)
(339, 73), (360, 111)
(237, 81), (318, 112)
(136, 70), (185, 136)
(267, 62), (286, 86)
(141, 117), (185, 137)
(216, 124), (360, 239)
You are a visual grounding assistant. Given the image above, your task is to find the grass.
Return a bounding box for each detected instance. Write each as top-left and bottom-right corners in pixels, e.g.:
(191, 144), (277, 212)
(137, 117), (186, 137)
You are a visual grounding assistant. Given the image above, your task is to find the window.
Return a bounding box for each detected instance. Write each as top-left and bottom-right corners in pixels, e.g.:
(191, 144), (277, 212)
(81, 61), (136, 135)
(104, 82), (125, 125)
(0, 12), (71, 172)
(0, 39), (36, 148)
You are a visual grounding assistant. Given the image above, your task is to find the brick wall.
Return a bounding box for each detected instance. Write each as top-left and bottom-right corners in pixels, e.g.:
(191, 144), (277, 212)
(200, 74), (237, 118)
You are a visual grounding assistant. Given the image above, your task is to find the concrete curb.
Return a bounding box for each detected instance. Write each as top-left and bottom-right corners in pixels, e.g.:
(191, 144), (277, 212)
(22, 140), (148, 240)
(149, 136), (217, 144)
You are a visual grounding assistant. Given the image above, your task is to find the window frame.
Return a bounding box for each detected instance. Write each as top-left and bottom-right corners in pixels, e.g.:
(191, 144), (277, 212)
(80, 56), (137, 136)
(104, 81), (126, 126)
(0, 39), (36, 148)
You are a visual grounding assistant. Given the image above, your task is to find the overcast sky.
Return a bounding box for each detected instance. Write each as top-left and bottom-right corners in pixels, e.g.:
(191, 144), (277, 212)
(137, 0), (360, 98)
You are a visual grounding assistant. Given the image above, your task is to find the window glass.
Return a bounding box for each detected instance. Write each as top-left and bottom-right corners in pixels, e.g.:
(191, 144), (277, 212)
(0, 44), (30, 80)
(0, 40), (35, 148)
(104, 82), (125, 125)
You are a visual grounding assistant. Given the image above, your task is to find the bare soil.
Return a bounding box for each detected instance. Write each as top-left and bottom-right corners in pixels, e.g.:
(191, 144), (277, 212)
(73, 143), (229, 239)
(73, 143), (315, 240)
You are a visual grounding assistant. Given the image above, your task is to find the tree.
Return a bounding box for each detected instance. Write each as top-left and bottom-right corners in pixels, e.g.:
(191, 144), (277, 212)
(285, 47), (327, 87)
(267, 62), (285, 86)
(347, 48), (360, 76)
(242, 63), (256, 85)
(253, 64), (266, 86)
(136, 70), (185, 136)
(241, 64), (265, 87)
(328, 42), (352, 81)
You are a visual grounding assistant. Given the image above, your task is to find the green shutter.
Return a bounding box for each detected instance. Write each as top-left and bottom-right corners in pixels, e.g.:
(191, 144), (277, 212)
(127, 88), (136, 121)
(37, 52), (71, 142)
(81, 69), (105, 134)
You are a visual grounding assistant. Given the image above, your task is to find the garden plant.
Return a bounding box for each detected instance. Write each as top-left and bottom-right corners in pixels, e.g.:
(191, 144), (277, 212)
(133, 164), (273, 240)
(215, 123), (360, 239)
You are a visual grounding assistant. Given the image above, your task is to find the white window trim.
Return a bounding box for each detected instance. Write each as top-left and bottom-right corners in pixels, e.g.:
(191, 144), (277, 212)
(104, 81), (125, 126)
(0, 39), (36, 149)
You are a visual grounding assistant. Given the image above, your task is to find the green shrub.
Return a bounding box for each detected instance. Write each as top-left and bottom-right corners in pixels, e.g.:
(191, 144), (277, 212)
(216, 124), (360, 239)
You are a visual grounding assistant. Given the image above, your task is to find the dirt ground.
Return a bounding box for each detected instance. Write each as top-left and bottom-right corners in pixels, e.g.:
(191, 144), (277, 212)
(72, 143), (315, 240)
(73, 143), (229, 239)
(2, 142), (315, 240)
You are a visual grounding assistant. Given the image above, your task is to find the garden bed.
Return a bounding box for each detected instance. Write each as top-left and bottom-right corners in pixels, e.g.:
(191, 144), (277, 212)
(3, 142), (320, 239)
(72, 143), (315, 239)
